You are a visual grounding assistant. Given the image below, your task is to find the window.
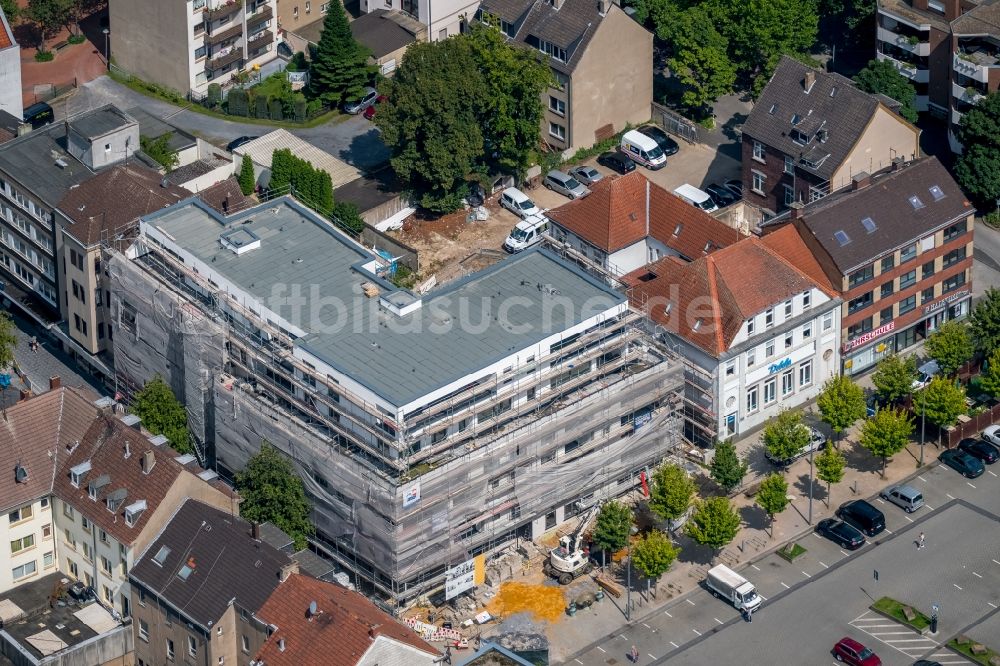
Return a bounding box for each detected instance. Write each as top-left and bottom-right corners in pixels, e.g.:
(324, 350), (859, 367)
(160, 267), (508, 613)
(194, 45), (206, 59)
(751, 170), (766, 194)
(43, 551), (53, 568)
(12, 560), (36, 580)
(880, 281), (894, 298)
(799, 360), (813, 387)
(753, 141), (766, 162)
(783, 155), (794, 173)
(242, 635), (250, 654)
(922, 286), (935, 303)
(10, 534), (35, 553)
(138, 619), (149, 642)
(431, 430), (446, 444)
(166, 638), (175, 660)
(763, 378), (776, 404)
(746, 318), (755, 335)
(725, 361), (736, 377)
(188, 636), (198, 657)
(42, 523), (51, 538)
(943, 220), (966, 242)
(898, 295), (917, 315)
(438, 28), (447, 39)
(102, 585), (112, 602)
(944, 271), (966, 293)
(900, 243), (917, 263)
(82, 542), (92, 562)
(69, 560), (78, 578)
(101, 555), (112, 575)
(765, 340), (775, 357)
(293, 5), (298, 18)
(549, 96), (565, 115)
(99, 529), (109, 544)
(305, 0), (311, 11)
(848, 317), (873, 338)
(747, 349), (756, 367)
(781, 370), (794, 396)
(765, 308), (774, 328)
(823, 312), (833, 331)
(802, 291), (811, 308)
(8, 505), (32, 524)
(898, 269), (917, 289)
(848, 265), (874, 288)
(922, 260), (936, 279)
(802, 323), (812, 339)
(537, 39), (567, 62)
(881, 255), (895, 273)
(783, 184), (795, 207)
(40, 498), (48, 510)
(784, 332), (793, 349)
(64, 528), (75, 549)
(942, 247), (966, 268)
(82, 516), (90, 530)
(746, 386), (759, 413)
(784, 300), (792, 317)
(848, 291), (873, 314)
(880, 305), (894, 323)
(548, 122), (566, 141)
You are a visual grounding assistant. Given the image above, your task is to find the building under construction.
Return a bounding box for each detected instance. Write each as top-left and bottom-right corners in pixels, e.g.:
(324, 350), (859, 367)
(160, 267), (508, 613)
(107, 196), (683, 606)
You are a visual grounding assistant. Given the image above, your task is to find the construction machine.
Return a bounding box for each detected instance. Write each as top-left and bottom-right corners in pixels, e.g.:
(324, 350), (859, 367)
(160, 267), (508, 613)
(543, 505), (598, 585)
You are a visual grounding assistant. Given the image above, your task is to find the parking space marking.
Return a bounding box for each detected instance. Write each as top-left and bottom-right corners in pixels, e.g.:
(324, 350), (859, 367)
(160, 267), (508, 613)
(642, 623), (652, 629)
(850, 613), (944, 659)
(714, 617), (724, 625)
(884, 528), (893, 534)
(648, 654), (656, 660)
(685, 599), (696, 606)
(692, 628), (702, 636)
(973, 572), (983, 578)
(596, 646), (606, 653)
(947, 493), (957, 499)
(801, 570), (811, 578)
(575, 659), (583, 664)
(664, 611), (673, 617)
(954, 583), (964, 590)
(812, 533), (823, 539)
(993, 559), (1000, 566)
(875, 498), (885, 504)
(619, 634), (628, 641)
(758, 594), (768, 601)
(925, 505), (934, 511)
(918, 475), (928, 483)
(989, 602), (998, 609)
(967, 482), (977, 489)
(780, 582), (790, 589)
(818, 561), (829, 568)
(670, 641), (679, 648)
(751, 564), (760, 571)
(904, 515), (914, 522)
(840, 550), (850, 556)
(990, 471), (997, 478)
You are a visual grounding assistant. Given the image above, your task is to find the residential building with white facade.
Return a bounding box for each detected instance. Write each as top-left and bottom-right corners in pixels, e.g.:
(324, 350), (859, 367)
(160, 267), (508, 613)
(356, 0), (476, 40)
(623, 232), (841, 446)
(0, 6), (21, 122)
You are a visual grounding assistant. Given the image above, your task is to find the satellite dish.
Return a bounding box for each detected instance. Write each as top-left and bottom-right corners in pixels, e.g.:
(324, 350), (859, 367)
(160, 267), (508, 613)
(308, 600), (318, 617)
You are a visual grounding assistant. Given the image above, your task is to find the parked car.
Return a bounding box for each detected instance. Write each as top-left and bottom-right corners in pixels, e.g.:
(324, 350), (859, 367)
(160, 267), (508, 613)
(597, 150), (636, 174)
(816, 519), (865, 550)
(569, 165), (603, 186)
(465, 182), (485, 208)
(833, 637), (882, 666)
(363, 95), (387, 120)
(913, 661), (942, 666)
(543, 170), (590, 199)
(957, 437), (999, 464)
(637, 124), (680, 156)
(723, 179), (743, 199)
(836, 499), (885, 537)
(912, 360), (940, 391)
(227, 136), (259, 152)
(499, 187), (541, 219)
(879, 484), (924, 513)
(983, 425), (1000, 447)
(23, 102), (54, 129)
(939, 449), (986, 478)
(705, 183), (738, 208)
(865, 393), (890, 418)
(764, 425), (827, 467)
(344, 87), (379, 114)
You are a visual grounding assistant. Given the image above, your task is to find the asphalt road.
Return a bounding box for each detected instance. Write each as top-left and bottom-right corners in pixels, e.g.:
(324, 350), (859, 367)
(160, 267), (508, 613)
(54, 76), (390, 171)
(565, 457), (1000, 666)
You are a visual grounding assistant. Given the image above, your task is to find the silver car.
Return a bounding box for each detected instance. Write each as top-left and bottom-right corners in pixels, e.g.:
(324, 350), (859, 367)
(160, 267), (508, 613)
(544, 170), (590, 199)
(569, 165), (603, 186)
(879, 484), (924, 513)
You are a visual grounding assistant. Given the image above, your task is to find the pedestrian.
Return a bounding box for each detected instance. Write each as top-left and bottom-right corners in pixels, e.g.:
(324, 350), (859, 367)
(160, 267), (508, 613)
(29, 336), (37, 353)
(630, 645), (639, 663)
(918, 532), (925, 549)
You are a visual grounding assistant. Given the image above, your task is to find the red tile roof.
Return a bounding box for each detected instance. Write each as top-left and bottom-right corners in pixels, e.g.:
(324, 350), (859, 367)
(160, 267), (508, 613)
(623, 236), (827, 357)
(546, 171), (744, 258)
(0, 388), (99, 513)
(0, 7), (13, 50)
(759, 224), (838, 295)
(255, 574), (439, 666)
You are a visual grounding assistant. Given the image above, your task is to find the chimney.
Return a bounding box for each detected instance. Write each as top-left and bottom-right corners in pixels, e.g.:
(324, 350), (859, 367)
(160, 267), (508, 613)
(788, 201), (804, 220)
(803, 70), (816, 93)
(597, 0), (607, 13)
(278, 638), (286, 652)
(251, 523), (261, 540)
(49, 376), (61, 390)
(142, 450), (155, 475)
(279, 561), (299, 582)
(552, 0), (565, 9)
(851, 172), (871, 191)
(891, 157), (904, 172)
(19, 388), (31, 402)
(124, 440), (131, 459)
(222, 195), (230, 214)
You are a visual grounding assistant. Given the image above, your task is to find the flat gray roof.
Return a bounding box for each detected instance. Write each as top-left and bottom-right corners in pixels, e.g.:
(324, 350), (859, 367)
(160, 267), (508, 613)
(144, 198), (624, 407)
(0, 124), (95, 205)
(127, 106), (197, 152)
(69, 105), (135, 139)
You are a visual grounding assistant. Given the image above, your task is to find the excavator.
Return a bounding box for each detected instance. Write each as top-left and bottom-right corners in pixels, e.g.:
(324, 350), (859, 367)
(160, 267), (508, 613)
(543, 505), (599, 585)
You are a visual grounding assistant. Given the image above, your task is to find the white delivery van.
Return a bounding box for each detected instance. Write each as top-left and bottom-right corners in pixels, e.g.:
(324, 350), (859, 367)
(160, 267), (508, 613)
(674, 183), (719, 213)
(705, 564), (762, 612)
(500, 187), (542, 219)
(620, 129), (666, 170)
(503, 214), (549, 253)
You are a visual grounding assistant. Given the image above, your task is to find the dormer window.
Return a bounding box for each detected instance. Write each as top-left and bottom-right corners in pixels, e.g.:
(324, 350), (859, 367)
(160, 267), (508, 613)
(537, 39), (567, 63)
(124, 500), (147, 527)
(88, 474), (110, 500)
(70, 461), (92, 488)
(106, 488), (128, 513)
(791, 129), (809, 145)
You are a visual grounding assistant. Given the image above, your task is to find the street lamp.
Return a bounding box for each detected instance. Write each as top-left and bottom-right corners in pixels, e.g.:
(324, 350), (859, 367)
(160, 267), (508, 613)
(808, 441), (816, 525)
(102, 28), (110, 70)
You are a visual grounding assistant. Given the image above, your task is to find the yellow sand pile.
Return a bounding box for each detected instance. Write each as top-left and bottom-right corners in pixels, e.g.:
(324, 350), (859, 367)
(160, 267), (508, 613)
(486, 582), (567, 623)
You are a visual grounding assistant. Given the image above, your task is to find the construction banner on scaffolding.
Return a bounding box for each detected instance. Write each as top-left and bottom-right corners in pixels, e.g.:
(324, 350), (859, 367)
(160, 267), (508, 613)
(402, 480), (421, 508)
(445, 559), (476, 600)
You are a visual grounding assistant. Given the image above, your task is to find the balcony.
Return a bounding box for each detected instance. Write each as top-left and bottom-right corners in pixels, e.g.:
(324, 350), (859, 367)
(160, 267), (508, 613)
(207, 22), (243, 45)
(877, 27), (930, 56)
(206, 1), (243, 22)
(952, 81), (985, 105)
(953, 52), (994, 83)
(246, 5), (272, 29)
(877, 52), (929, 83)
(247, 29), (273, 49)
(209, 46), (243, 71)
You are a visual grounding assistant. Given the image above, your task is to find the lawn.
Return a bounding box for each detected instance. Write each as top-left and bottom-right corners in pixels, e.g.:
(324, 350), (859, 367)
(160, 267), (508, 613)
(871, 597), (931, 631)
(777, 542), (806, 562)
(949, 637), (999, 665)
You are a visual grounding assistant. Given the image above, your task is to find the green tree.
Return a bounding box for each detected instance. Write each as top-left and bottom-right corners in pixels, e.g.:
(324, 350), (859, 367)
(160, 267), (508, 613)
(0, 311), (17, 371)
(592, 500), (633, 555)
(631, 529), (680, 599)
(235, 442), (314, 550)
(859, 407), (914, 477)
(308, 2), (374, 105)
(852, 58), (918, 123)
(331, 200), (365, 234)
(916, 377), (966, 444)
(139, 135), (179, 172)
(27, 0), (74, 45)
(816, 374), (866, 444)
(872, 354), (918, 404)
(1, 0), (19, 21)
(656, 4), (737, 112)
(755, 473), (789, 538)
(237, 153), (256, 196)
(970, 287), (1000, 355)
(955, 93), (1000, 208)
(762, 409), (809, 468)
(814, 442), (846, 507)
(924, 320), (973, 377)
(227, 88), (250, 116)
(686, 497), (740, 549)
(710, 439), (748, 493)
(979, 348), (1000, 398)
(131, 376), (191, 454)
(648, 463), (696, 523)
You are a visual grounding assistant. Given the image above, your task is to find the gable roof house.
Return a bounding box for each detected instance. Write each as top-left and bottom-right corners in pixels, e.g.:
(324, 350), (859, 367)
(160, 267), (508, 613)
(476, 0), (653, 151)
(741, 56), (921, 215)
(622, 235), (841, 444)
(546, 171), (745, 276)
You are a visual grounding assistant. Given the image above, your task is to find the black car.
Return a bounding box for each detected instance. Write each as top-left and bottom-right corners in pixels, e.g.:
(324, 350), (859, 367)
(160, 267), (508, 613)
(597, 150), (636, 174)
(957, 437), (1000, 464)
(836, 499), (885, 537)
(913, 661), (942, 666)
(705, 183), (737, 208)
(940, 449), (986, 478)
(227, 136), (259, 152)
(723, 179), (743, 199)
(637, 125), (680, 156)
(816, 518), (865, 550)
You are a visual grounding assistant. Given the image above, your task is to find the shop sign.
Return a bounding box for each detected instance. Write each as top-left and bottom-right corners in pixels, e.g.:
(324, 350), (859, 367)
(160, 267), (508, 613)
(768, 358), (792, 375)
(843, 321), (895, 353)
(922, 289), (970, 315)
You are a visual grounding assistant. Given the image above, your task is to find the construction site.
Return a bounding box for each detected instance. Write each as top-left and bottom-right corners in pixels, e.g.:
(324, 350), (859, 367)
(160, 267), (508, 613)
(104, 194), (684, 609)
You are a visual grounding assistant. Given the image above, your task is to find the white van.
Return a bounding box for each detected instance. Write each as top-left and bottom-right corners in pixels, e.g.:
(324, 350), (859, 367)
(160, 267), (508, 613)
(620, 129), (666, 170)
(673, 183), (718, 213)
(500, 187), (541, 219)
(503, 214), (549, 253)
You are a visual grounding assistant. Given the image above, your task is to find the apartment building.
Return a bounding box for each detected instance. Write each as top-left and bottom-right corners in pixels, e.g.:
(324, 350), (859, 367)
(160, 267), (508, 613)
(129, 499), (293, 666)
(623, 234), (841, 445)
(276, 0), (332, 31)
(762, 157), (974, 376)
(741, 56), (921, 215)
(477, 0), (652, 152)
(546, 171), (745, 276)
(0, 6), (21, 121)
(877, 0), (1000, 149)
(110, 0), (278, 97)
(355, 0), (475, 40)
(0, 385), (98, 594)
(52, 407), (237, 621)
(108, 195), (682, 605)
